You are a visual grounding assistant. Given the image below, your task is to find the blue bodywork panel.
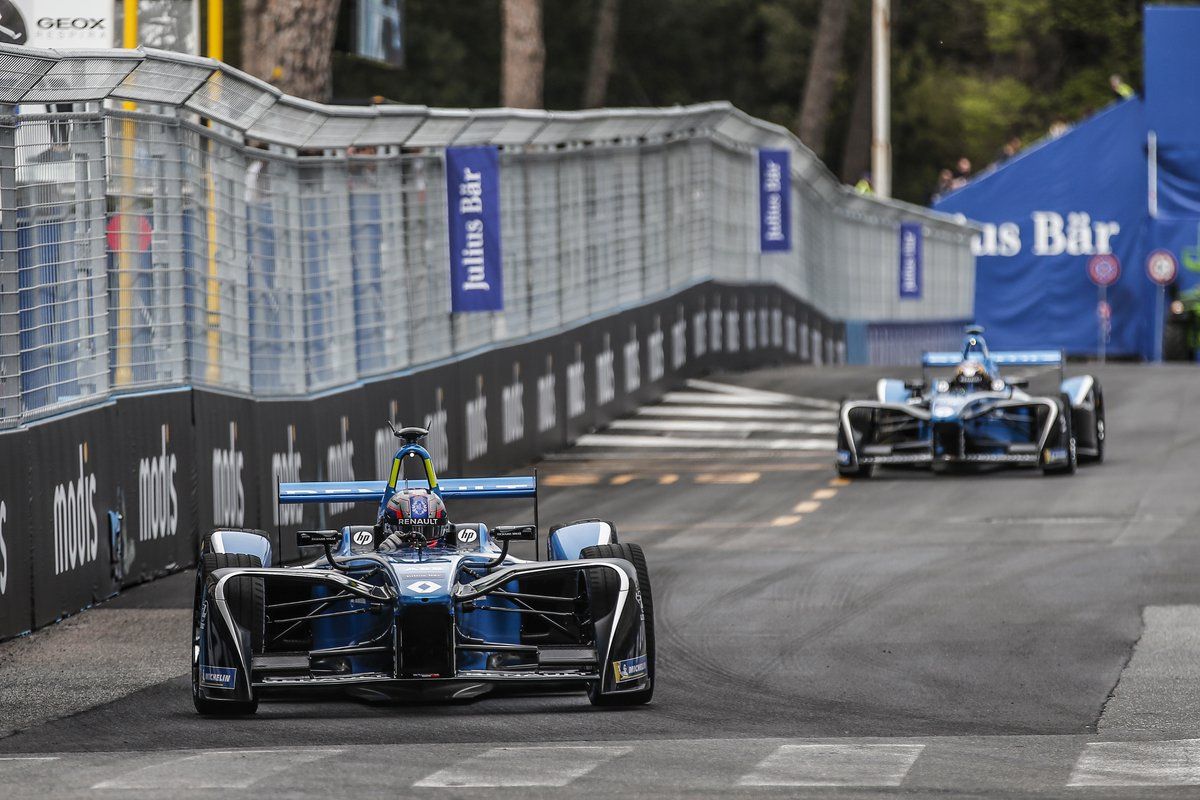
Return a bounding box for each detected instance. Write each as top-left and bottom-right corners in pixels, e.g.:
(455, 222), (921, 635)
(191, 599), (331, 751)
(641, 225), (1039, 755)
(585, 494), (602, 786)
(549, 520), (616, 561)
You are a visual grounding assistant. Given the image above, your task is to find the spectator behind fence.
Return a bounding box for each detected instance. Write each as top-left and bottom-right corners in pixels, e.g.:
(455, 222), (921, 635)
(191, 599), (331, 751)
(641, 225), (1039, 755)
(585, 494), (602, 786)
(1110, 73), (1134, 99)
(949, 157), (972, 190)
(996, 135), (1022, 162)
(932, 168), (954, 202)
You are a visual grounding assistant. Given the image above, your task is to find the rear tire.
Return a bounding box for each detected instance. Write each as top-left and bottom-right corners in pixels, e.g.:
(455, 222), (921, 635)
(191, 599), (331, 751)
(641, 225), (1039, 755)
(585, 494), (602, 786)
(192, 552), (263, 716)
(580, 543), (654, 707)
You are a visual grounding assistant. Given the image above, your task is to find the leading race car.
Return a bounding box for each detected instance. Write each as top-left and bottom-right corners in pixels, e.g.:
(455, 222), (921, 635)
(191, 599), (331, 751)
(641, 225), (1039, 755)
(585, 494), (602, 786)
(192, 426), (653, 715)
(836, 327), (1104, 477)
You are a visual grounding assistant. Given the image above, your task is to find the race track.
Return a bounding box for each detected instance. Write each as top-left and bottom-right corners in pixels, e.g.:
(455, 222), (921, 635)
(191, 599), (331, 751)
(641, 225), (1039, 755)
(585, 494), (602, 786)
(4, 363), (1200, 798)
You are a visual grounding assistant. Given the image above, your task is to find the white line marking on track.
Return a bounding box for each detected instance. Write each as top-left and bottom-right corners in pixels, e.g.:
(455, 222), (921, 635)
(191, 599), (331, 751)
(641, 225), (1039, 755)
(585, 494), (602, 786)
(637, 405), (832, 421)
(610, 419), (837, 435)
(660, 392), (800, 407)
(414, 745), (631, 788)
(92, 748), (342, 790)
(738, 743), (925, 787)
(1068, 740), (1200, 786)
(575, 434), (835, 451)
(685, 379), (841, 409)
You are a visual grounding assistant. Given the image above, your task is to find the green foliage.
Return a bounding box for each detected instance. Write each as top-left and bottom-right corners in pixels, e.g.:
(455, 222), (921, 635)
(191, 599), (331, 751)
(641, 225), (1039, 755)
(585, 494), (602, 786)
(322, 0), (1145, 205)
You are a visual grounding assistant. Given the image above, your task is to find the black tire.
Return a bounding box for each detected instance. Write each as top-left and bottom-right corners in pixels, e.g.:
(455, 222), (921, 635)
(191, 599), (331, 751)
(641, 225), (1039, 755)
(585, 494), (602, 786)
(1090, 387), (1105, 464)
(836, 422), (873, 478)
(1042, 394), (1077, 476)
(580, 543), (654, 707)
(192, 552), (263, 716)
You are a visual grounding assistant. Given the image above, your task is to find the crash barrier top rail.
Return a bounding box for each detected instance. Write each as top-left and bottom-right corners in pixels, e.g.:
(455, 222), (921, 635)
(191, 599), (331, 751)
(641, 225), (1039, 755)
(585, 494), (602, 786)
(0, 44), (975, 429)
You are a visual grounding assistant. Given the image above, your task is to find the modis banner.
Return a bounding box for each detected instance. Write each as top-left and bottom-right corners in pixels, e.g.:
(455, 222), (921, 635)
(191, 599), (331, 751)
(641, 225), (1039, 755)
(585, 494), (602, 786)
(758, 149), (791, 252)
(446, 145), (503, 312)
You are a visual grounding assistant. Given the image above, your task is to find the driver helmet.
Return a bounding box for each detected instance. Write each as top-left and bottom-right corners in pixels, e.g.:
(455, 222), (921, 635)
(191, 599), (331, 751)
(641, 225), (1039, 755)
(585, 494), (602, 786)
(380, 489), (450, 546)
(953, 359), (990, 387)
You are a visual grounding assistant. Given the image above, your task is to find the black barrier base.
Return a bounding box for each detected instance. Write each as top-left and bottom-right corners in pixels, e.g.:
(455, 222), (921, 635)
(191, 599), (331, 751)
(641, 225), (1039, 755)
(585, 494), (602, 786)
(0, 281), (843, 641)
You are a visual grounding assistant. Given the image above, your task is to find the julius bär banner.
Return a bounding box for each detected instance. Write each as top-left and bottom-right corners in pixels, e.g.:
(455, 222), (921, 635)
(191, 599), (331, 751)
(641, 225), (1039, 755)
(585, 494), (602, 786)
(899, 222), (923, 299)
(446, 146), (504, 312)
(758, 149), (791, 252)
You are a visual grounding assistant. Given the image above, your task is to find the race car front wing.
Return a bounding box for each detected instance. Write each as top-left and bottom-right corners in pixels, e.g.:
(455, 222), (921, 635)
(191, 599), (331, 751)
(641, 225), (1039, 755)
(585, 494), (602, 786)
(195, 558), (649, 705)
(838, 397), (1066, 468)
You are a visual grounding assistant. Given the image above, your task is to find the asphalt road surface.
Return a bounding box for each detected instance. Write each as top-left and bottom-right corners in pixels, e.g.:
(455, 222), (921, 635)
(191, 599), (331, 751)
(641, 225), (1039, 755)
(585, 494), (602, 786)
(4, 363), (1200, 798)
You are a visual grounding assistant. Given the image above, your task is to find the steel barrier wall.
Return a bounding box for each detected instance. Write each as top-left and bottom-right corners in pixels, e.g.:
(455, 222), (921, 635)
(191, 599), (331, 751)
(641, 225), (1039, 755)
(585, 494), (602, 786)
(0, 45), (975, 427)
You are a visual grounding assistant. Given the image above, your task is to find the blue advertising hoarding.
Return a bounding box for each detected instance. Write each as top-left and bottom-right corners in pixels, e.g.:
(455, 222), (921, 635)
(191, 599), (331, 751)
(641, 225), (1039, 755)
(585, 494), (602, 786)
(934, 99), (1154, 358)
(899, 222), (922, 299)
(758, 149), (791, 252)
(446, 146), (503, 313)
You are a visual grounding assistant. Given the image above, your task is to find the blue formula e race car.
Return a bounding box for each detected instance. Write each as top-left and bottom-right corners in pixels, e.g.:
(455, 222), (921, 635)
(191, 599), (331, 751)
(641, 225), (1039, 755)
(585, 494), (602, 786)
(836, 327), (1104, 477)
(192, 426), (653, 715)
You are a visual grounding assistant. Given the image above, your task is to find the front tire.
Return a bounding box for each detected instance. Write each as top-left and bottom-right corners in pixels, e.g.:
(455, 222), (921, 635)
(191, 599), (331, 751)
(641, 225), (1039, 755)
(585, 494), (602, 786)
(1079, 385), (1105, 464)
(1042, 394), (1078, 476)
(835, 421), (874, 479)
(192, 552), (263, 716)
(580, 543), (654, 707)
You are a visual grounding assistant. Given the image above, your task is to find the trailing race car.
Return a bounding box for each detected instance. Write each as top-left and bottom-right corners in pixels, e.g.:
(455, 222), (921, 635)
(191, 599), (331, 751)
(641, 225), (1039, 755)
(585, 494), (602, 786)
(192, 426), (653, 715)
(836, 327), (1104, 477)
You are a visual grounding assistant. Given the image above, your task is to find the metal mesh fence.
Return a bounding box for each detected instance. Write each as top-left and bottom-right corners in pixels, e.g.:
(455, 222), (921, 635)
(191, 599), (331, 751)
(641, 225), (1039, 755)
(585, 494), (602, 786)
(0, 45), (976, 428)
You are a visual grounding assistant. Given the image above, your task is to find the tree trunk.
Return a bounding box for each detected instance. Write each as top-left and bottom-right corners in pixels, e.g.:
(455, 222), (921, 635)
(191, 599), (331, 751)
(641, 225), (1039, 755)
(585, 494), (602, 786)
(840, 41), (873, 184)
(502, 0), (545, 108)
(582, 0), (621, 108)
(240, 0), (341, 102)
(796, 0), (851, 157)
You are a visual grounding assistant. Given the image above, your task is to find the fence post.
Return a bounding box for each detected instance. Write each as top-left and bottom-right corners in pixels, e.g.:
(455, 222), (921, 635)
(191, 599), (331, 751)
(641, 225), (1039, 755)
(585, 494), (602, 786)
(0, 110), (18, 425)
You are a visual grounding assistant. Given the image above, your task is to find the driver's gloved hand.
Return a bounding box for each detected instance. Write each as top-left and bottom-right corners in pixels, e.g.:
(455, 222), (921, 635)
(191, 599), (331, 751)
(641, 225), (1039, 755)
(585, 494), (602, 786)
(378, 531), (406, 551)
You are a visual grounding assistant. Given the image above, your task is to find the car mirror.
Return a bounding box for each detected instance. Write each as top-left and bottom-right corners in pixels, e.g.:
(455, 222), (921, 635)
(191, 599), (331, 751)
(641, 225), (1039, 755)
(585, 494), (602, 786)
(297, 529), (341, 547)
(1009, 378), (1029, 389)
(491, 525), (537, 541)
(903, 379), (925, 391)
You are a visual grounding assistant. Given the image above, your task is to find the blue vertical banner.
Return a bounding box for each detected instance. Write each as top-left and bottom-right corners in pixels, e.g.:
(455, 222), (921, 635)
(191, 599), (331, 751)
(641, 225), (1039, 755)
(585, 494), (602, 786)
(758, 149), (791, 252)
(446, 145), (503, 312)
(899, 221), (923, 299)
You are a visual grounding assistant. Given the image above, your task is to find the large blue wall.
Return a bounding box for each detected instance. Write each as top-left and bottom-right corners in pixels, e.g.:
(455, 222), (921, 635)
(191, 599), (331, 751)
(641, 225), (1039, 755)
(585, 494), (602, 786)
(934, 99), (1154, 358)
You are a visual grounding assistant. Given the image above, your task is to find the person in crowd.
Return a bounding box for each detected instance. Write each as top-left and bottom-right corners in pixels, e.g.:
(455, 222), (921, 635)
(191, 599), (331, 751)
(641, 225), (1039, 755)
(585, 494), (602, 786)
(1048, 118), (1070, 138)
(1110, 73), (1134, 99)
(854, 172), (874, 195)
(949, 157), (972, 190)
(931, 168), (954, 202)
(997, 135), (1022, 161)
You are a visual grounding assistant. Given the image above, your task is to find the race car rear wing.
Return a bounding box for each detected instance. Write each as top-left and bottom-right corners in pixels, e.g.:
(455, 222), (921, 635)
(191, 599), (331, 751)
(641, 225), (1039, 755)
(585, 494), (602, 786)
(278, 476), (537, 505)
(276, 427), (542, 557)
(921, 350), (1063, 367)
